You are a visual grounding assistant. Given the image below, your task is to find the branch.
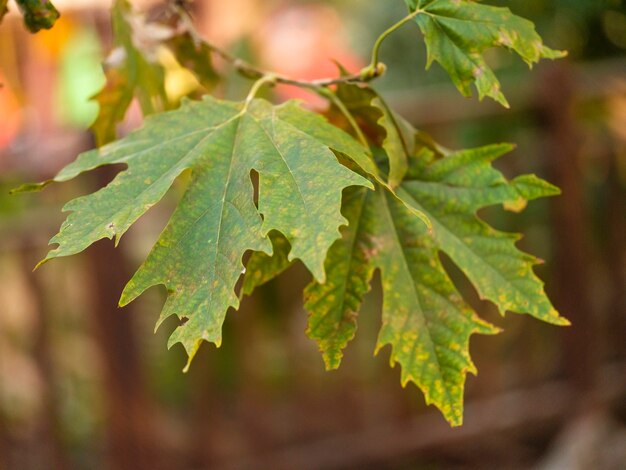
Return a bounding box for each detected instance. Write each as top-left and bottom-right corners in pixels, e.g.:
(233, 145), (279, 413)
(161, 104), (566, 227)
(172, 3), (404, 90)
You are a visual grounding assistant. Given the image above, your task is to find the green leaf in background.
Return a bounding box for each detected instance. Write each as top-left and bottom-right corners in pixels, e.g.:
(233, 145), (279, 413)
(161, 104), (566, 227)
(304, 143), (566, 425)
(55, 27), (106, 128)
(331, 83), (411, 187)
(403, 0), (566, 106)
(166, 32), (219, 92)
(15, 0), (59, 33)
(242, 231), (293, 298)
(36, 96), (371, 367)
(372, 97), (412, 188)
(90, 1), (222, 147)
(303, 187), (376, 371)
(91, 0), (169, 146)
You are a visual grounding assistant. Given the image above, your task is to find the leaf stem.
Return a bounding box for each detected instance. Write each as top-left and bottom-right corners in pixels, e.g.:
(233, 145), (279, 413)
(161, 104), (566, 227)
(368, 9), (422, 73)
(244, 74), (276, 107)
(316, 88), (370, 151)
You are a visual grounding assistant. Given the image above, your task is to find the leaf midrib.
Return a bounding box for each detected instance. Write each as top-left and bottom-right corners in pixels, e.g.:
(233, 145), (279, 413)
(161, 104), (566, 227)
(168, 118), (246, 309)
(377, 189), (454, 410)
(247, 111), (313, 241)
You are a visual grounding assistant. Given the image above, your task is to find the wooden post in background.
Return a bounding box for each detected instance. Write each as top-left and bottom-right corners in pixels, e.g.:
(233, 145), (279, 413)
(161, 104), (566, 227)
(19, 242), (71, 470)
(537, 64), (598, 395)
(87, 169), (159, 470)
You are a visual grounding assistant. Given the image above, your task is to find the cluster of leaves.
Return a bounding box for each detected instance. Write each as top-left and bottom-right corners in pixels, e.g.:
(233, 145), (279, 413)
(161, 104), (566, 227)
(403, 0), (565, 106)
(14, 0), (568, 425)
(1, 0), (60, 32)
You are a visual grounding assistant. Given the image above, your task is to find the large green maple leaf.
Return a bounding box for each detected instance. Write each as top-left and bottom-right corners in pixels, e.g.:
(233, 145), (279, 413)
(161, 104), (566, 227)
(403, 0), (565, 106)
(303, 143), (567, 425)
(33, 96), (373, 366)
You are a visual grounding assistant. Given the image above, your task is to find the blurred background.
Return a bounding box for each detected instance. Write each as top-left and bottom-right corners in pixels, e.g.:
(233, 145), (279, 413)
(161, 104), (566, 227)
(0, 0), (625, 468)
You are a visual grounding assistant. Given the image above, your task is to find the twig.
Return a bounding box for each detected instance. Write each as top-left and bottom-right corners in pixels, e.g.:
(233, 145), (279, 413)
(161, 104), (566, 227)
(170, 3), (411, 90)
(368, 8), (422, 72)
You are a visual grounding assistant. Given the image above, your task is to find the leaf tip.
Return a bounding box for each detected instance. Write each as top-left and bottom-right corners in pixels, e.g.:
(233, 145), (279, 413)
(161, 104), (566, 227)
(545, 182), (562, 197)
(119, 280), (140, 308)
(33, 258), (48, 271)
(490, 325), (504, 336)
(503, 198), (528, 213)
(182, 339), (203, 373)
(540, 308), (570, 327)
(307, 261), (327, 284)
(490, 91), (510, 109)
(477, 319), (502, 337)
(322, 353), (342, 371)
(543, 47), (568, 60)
(448, 416), (464, 428)
(363, 179), (375, 191)
(554, 314), (571, 327)
(10, 180), (53, 194)
(34, 250), (58, 270)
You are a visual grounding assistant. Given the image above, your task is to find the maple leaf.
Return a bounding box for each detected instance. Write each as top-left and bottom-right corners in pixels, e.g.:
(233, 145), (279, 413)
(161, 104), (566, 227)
(241, 231), (293, 298)
(404, 144), (567, 325)
(304, 143), (567, 425)
(403, 0), (566, 106)
(32, 96), (372, 367)
(166, 32), (219, 92)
